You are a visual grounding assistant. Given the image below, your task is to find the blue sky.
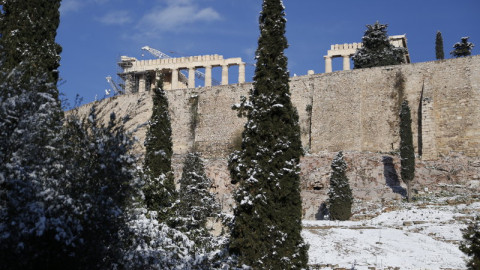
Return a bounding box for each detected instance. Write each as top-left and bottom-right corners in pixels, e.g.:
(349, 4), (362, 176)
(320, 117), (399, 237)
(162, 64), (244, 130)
(57, 0), (480, 106)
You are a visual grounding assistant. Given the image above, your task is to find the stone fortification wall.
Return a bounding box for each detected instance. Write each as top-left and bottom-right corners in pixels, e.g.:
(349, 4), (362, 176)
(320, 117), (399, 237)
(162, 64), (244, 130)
(193, 84), (250, 157)
(192, 55), (480, 160)
(308, 55), (480, 159)
(77, 55), (480, 160)
(72, 55), (480, 219)
(308, 68), (399, 154)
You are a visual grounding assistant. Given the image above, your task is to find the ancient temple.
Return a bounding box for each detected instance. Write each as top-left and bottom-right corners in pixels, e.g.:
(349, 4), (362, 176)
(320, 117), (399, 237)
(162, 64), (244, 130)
(118, 54), (246, 93)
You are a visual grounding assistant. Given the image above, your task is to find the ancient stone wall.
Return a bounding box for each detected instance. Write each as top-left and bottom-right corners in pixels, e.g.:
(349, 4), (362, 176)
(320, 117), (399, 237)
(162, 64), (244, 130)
(191, 55), (480, 160)
(194, 84), (250, 157)
(78, 55), (480, 160)
(308, 55), (480, 159)
(72, 55), (480, 219)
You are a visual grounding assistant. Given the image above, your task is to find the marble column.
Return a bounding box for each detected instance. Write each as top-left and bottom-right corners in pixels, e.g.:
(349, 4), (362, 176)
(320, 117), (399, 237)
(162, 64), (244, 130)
(171, 68), (179, 90)
(188, 67), (195, 88)
(205, 65), (212, 87)
(138, 73), (146, 92)
(343, 55), (351, 71)
(238, 63), (246, 83)
(221, 65), (229, 85)
(324, 56), (332, 73)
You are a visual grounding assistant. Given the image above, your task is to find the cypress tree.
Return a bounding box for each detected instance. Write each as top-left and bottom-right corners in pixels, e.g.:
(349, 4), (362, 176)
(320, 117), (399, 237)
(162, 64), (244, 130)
(353, 21), (406, 69)
(400, 100), (415, 202)
(435, 31), (445, 60)
(460, 218), (480, 270)
(0, 73), (72, 270)
(0, 1), (72, 268)
(143, 74), (177, 222)
(175, 153), (221, 255)
(228, 0), (308, 268)
(451, 37), (475, 58)
(0, 0), (62, 87)
(328, 152), (353, 221)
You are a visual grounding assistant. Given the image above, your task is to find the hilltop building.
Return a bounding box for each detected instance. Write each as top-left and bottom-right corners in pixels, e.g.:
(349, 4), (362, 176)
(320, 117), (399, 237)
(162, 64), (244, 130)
(118, 54), (246, 93)
(117, 35), (409, 94)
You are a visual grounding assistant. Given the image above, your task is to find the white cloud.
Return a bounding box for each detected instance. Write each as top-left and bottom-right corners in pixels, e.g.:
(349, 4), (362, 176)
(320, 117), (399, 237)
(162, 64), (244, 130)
(137, 1), (221, 33)
(97, 10), (132, 25)
(60, 0), (84, 14)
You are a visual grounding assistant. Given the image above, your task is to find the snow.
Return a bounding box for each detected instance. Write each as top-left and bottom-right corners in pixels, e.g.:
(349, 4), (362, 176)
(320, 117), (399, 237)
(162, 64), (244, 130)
(240, 196), (253, 206)
(302, 202), (477, 269)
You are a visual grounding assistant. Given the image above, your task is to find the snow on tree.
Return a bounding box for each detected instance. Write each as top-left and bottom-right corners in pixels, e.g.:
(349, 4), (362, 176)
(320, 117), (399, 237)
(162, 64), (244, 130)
(460, 218), (480, 270)
(0, 0), (62, 86)
(62, 107), (143, 269)
(173, 153), (223, 264)
(327, 151), (353, 221)
(143, 75), (177, 223)
(450, 37), (475, 58)
(63, 107), (198, 269)
(0, 1), (77, 268)
(0, 72), (78, 269)
(400, 100), (415, 202)
(122, 207), (197, 270)
(0, 0), (198, 268)
(227, 0), (308, 268)
(123, 75), (213, 269)
(436, 31), (445, 60)
(353, 21), (406, 69)
(65, 105), (216, 269)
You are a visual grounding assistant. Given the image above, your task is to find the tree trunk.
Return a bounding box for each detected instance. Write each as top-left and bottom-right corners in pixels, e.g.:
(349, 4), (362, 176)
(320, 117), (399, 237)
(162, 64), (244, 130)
(407, 181), (412, 202)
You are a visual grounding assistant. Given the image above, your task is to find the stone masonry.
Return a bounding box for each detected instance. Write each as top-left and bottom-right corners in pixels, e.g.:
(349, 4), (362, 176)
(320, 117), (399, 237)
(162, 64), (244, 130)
(74, 55), (480, 219)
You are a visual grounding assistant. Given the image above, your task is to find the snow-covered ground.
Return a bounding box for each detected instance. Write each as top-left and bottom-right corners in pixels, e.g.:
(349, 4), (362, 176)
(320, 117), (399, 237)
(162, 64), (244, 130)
(302, 201), (480, 269)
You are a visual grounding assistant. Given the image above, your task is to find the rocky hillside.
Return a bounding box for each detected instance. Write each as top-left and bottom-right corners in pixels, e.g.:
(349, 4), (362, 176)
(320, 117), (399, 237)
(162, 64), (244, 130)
(71, 94), (480, 220)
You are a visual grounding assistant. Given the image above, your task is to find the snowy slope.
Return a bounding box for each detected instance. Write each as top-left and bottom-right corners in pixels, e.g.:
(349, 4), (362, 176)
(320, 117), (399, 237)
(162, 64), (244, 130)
(302, 201), (480, 269)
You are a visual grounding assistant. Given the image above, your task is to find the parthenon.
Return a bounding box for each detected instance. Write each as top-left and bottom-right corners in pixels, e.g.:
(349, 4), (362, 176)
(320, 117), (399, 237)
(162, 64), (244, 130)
(118, 54), (246, 93)
(324, 34), (411, 72)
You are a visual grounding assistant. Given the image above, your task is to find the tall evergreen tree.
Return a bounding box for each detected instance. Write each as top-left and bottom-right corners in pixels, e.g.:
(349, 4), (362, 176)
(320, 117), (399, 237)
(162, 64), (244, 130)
(451, 37), (475, 58)
(0, 0), (62, 87)
(353, 21), (406, 69)
(399, 100), (415, 202)
(435, 31), (445, 60)
(460, 218), (480, 270)
(0, 1), (73, 268)
(228, 0), (308, 268)
(143, 75), (177, 222)
(175, 153), (221, 261)
(0, 71), (75, 270)
(328, 152), (353, 221)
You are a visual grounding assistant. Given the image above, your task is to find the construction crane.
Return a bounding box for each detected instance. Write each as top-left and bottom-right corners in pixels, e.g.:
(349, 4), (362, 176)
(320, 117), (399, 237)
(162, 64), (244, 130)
(141, 46), (189, 84)
(141, 46), (171, 59)
(141, 46), (220, 86)
(106, 76), (124, 95)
